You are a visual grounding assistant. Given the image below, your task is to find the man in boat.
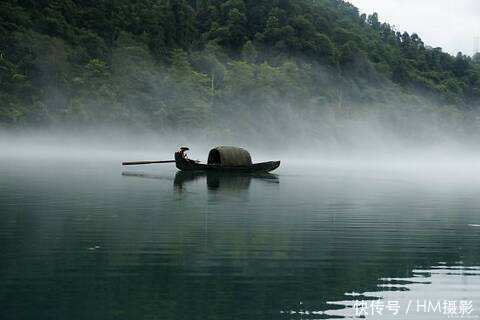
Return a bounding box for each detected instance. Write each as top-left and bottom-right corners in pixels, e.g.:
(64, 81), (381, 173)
(177, 147), (189, 159)
(175, 147), (198, 164)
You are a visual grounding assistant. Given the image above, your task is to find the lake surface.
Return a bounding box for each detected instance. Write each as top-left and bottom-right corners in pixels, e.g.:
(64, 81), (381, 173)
(1, 156), (480, 320)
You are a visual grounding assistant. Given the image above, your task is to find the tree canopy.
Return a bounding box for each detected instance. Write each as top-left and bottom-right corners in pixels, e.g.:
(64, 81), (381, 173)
(0, 0), (479, 133)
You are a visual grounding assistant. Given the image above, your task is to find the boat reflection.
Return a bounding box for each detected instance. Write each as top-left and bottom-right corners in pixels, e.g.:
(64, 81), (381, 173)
(122, 171), (279, 192)
(121, 172), (173, 181)
(174, 171), (279, 191)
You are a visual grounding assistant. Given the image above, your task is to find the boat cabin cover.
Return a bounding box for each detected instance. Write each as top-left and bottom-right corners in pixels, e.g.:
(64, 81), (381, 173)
(207, 146), (252, 167)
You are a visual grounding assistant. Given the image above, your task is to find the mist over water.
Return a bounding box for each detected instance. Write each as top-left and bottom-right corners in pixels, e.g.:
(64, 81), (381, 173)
(2, 121), (480, 176)
(2, 104), (480, 320)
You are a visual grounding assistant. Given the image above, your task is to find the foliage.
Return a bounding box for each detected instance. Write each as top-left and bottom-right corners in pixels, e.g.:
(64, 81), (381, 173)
(0, 0), (479, 135)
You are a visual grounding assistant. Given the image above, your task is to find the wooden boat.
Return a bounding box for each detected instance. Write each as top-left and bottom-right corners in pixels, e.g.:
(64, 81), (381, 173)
(122, 146), (280, 173)
(175, 146), (280, 173)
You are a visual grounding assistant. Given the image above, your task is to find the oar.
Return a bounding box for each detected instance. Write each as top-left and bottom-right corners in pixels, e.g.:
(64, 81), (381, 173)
(122, 160), (175, 166)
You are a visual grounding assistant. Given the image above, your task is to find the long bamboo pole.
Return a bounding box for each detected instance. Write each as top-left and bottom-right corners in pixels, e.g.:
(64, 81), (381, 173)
(122, 160), (175, 166)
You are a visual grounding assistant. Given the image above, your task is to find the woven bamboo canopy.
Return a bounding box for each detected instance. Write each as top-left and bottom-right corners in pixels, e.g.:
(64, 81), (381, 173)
(207, 146), (252, 167)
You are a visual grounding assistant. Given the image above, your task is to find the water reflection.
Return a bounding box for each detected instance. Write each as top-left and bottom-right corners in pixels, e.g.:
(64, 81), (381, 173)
(3, 161), (480, 320)
(121, 171), (279, 193)
(173, 171), (279, 191)
(281, 265), (480, 319)
(121, 171), (173, 181)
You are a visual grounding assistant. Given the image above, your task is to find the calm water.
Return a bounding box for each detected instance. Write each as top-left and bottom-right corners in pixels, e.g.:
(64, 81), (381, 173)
(1, 157), (480, 320)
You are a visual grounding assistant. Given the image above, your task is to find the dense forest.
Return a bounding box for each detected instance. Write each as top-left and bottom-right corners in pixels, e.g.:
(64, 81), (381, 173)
(1, 0), (480, 142)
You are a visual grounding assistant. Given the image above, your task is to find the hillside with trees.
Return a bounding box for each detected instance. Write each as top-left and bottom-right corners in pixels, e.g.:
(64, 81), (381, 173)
(1, 0), (479, 142)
